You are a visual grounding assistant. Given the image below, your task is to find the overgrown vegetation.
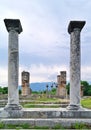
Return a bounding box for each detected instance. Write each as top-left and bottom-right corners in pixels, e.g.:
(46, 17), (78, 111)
(81, 97), (91, 109)
(71, 122), (90, 129)
(22, 97), (64, 108)
(0, 87), (8, 94)
(0, 122), (91, 129)
(0, 123), (30, 129)
(24, 104), (60, 108)
(81, 81), (91, 96)
(36, 97), (59, 102)
(66, 80), (91, 96)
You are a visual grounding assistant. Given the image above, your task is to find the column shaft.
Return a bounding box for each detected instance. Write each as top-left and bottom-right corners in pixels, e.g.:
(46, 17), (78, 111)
(8, 29), (19, 104)
(70, 28), (81, 106)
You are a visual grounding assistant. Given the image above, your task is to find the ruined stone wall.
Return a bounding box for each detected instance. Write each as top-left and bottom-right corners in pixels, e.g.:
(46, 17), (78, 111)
(22, 71), (31, 96)
(80, 85), (84, 97)
(56, 71), (67, 98)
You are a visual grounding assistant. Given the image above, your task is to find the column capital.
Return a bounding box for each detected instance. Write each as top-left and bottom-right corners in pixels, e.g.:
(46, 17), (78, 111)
(57, 75), (60, 77)
(68, 21), (86, 34)
(4, 19), (23, 34)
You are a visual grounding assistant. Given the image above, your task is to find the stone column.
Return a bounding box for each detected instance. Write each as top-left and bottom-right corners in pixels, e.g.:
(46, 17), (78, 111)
(67, 21), (85, 110)
(4, 19), (23, 110)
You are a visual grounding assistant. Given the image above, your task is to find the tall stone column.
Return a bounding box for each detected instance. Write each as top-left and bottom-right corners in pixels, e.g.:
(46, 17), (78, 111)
(4, 19), (23, 110)
(67, 21), (85, 110)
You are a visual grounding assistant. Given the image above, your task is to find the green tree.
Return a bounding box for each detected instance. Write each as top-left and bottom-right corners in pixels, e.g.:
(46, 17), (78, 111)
(81, 81), (90, 96)
(51, 88), (56, 95)
(2, 87), (8, 94)
(0, 87), (3, 94)
(66, 82), (70, 95)
(19, 89), (21, 94)
(66, 81), (91, 96)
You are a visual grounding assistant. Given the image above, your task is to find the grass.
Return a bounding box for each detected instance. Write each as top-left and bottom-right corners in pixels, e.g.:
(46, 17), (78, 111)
(81, 97), (91, 109)
(24, 104), (60, 108)
(0, 123), (31, 129)
(0, 122), (91, 129)
(70, 122), (91, 130)
(22, 97), (68, 108)
(36, 97), (60, 102)
(21, 96), (91, 109)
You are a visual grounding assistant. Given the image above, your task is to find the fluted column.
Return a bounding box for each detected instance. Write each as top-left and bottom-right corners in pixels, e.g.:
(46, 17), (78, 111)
(4, 19), (23, 110)
(67, 21), (85, 110)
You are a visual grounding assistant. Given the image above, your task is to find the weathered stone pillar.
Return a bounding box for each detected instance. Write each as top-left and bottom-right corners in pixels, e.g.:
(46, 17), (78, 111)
(22, 71), (31, 96)
(60, 71), (66, 98)
(60, 71), (66, 84)
(56, 72), (66, 98)
(81, 85), (84, 97)
(67, 21), (85, 110)
(4, 19), (23, 110)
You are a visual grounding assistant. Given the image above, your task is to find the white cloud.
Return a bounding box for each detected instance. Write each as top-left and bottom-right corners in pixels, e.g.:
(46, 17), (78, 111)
(0, 64), (91, 87)
(0, 67), (8, 86)
(81, 66), (91, 81)
(19, 64), (69, 84)
(0, 0), (91, 86)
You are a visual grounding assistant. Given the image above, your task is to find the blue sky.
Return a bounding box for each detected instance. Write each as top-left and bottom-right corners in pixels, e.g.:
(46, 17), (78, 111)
(0, 0), (91, 86)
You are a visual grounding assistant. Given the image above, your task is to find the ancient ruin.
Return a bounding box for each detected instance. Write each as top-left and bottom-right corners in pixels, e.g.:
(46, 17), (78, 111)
(21, 71), (31, 96)
(81, 85), (84, 97)
(1, 19), (91, 128)
(4, 19), (22, 110)
(56, 71), (67, 98)
(67, 21), (86, 110)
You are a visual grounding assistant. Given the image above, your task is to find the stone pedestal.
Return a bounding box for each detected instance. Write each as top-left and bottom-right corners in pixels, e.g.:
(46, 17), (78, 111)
(67, 21), (85, 110)
(4, 19), (23, 110)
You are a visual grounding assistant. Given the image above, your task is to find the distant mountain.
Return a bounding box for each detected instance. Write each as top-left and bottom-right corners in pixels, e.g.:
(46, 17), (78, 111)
(30, 82), (55, 91)
(19, 81), (91, 92)
(19, 82), (57, 92)
(88, 81), (91, 85)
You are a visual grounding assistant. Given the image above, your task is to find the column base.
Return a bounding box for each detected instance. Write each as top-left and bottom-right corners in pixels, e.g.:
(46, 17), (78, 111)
(4, 104), (22, 111)
(66, 104), (83, 110)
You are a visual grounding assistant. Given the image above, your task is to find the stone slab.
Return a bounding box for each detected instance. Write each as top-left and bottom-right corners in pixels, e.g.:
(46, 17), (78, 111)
(22, 108), (91, 118)
(4, 19), (22, 34)
(68, 21), (86, 34)
(1, 118), (91, 128)
(0, 107), (91, 118)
